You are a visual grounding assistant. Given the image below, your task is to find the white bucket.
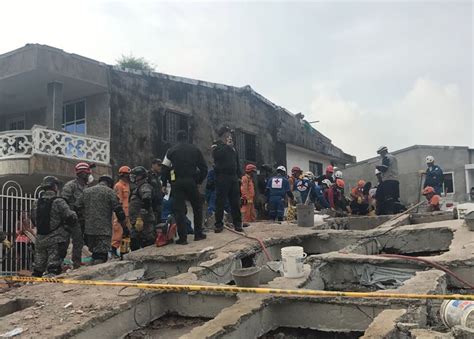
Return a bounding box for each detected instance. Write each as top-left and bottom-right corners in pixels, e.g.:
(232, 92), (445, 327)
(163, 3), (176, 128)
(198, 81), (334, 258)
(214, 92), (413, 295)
(440, 300), (474, 329)
(281, 246), (307, 278)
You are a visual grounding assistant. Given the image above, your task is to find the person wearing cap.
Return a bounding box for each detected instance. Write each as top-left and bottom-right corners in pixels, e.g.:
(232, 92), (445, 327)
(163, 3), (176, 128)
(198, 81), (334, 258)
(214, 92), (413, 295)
(241, 164), (257, 223)
(375, 146), (401, 215)
(111, 166), (131, 256)
(422, 186), (441, 212)
(212, 126), (244, 232)
(423, 156), (444, 195)
(31, 176), (78, 276)
(61, 162), (93, 268)
(162, 130), (208, 244)
(265, 166), (294, 221)
(148, 159), (164, 223)
(316, 165), (335, 186)
(77, 175), (127, 264)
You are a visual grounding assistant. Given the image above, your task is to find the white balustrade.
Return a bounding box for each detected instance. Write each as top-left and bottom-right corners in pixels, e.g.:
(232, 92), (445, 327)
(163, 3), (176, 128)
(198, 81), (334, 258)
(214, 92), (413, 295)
(0, 126), (110, 164)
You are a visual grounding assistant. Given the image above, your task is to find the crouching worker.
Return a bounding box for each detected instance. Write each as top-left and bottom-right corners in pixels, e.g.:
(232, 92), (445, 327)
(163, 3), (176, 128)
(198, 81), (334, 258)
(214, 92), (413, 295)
(422, 186), (441, 212)
(32, 176), (77, 277)
(78, 176), (127, 265)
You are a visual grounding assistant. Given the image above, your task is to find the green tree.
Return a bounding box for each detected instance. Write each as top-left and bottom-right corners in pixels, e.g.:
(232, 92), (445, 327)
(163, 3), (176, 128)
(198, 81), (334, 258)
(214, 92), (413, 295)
(116, 54), (155, 72)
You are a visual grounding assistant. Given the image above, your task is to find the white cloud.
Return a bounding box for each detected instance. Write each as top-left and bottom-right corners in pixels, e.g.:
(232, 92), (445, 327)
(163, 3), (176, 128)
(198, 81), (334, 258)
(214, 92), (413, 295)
(309, 78), (472, 161)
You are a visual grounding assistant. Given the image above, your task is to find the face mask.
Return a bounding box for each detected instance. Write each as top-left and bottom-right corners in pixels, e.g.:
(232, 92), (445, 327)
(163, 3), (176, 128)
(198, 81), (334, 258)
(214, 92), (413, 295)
(87, 174), (94, 185)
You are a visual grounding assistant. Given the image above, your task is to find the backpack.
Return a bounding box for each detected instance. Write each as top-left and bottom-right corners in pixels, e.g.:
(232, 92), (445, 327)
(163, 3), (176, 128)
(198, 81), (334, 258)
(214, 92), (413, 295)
(36, 197), (62, 235)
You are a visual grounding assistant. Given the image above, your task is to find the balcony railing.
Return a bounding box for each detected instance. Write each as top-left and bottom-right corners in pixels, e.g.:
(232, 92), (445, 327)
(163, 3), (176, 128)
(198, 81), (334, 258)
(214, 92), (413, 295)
(0, 126), (110, 164)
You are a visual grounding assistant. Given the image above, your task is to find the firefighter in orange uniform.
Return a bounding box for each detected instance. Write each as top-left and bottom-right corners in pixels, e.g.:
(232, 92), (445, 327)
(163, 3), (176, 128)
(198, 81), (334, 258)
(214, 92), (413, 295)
(241, 164), (257, 223)
(111, 166), (131, 256)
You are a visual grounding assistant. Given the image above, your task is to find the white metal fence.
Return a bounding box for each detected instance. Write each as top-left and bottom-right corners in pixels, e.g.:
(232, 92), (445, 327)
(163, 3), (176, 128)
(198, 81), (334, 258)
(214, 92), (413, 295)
(0, 181), (41, 275)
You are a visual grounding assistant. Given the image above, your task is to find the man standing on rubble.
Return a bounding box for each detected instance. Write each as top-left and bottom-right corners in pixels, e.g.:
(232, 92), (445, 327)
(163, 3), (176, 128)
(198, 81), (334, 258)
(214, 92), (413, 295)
(212, 126), (243, 233)
(78, 175), (127, 264)
(266, 166), (294, 221)
(111, 166), (131, 257)
(423, 156), (444, 195)
(149, 159), (164, 223)
(129, 166), (156, 250)
(375, 146), (401, 215)
(162, 130), (208, 244)
(32, 176), (78, 276)
(61, 162), (92, 268)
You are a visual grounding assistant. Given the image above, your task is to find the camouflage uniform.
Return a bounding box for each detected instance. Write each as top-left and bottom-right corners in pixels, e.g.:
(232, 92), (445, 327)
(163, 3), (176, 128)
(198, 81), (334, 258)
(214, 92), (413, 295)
(31, 191), (77, 276)
(129, 180), (156, 250)
(61, 178), (86, 267)
(77, 182), (125, 263)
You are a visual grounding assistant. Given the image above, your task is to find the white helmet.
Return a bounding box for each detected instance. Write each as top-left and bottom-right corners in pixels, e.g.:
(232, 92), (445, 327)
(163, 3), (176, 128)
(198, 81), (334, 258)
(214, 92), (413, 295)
(426, 155), (434, 164)
(304, 171), (314, 179)
(377, 146), (388, 154)
(375, 168), (381, 175)
(334, 170), (343, 179)
(321, 179), (333, 187)
(277, 166), (287, 173)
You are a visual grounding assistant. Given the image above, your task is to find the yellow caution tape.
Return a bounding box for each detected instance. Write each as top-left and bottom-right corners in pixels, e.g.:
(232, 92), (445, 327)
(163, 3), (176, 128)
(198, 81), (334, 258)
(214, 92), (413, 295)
(4, 276), (474, 301)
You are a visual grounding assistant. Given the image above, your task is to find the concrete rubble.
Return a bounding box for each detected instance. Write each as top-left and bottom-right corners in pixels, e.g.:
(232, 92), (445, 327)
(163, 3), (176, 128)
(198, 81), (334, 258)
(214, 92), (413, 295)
(0, 213), (472, 338)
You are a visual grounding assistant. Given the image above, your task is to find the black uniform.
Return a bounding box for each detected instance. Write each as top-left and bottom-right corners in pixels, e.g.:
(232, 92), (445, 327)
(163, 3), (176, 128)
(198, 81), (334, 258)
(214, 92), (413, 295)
(163, 142), (208, 242)
(148, 170), (163, 223)
(212, 140), (242, 231)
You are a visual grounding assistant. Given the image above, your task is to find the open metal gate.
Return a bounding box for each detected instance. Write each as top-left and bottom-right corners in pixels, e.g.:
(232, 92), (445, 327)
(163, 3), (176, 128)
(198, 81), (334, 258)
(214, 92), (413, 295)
(0, 181), (41, 275)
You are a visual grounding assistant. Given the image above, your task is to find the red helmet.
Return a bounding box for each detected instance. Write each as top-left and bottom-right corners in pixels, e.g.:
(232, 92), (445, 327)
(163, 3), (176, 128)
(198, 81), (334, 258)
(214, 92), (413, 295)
(326, 165), (334, 173)
(245, 164), (257, 173)
(118, 166), (131, 175)
(291, 166), (302, 174)
(336, 179), (345, 189)
(422, 186), (435, 195)
(75, 162), (91, 175)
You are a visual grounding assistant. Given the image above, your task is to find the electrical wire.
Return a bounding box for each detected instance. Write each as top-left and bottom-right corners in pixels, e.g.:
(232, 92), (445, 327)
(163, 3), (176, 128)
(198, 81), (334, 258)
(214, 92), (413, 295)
(223, 225), (273, 261)
(378, 254), (474, 289)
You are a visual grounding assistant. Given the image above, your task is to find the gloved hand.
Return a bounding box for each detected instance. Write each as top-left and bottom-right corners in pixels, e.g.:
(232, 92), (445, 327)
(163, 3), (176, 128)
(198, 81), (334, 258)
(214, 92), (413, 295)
(2, 239), (11, 249)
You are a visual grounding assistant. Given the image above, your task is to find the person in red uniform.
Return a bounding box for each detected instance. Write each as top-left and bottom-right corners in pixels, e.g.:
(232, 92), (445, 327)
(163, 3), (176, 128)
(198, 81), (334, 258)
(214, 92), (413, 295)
(422, 186), (441, 212)
(241, 164), (257, 223)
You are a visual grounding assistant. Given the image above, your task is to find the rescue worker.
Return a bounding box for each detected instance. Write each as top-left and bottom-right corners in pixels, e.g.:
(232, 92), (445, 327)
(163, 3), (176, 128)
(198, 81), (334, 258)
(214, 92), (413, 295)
(129, 166), (156, 250)
(241, 164), (257, 223)
(31, 176), (77, 277)
(289, 166), (303, 203)
(316, 165), (335, 186)
(162, 130), (208, 244)
(265, 166), (294, 221)
(375, 146), (401, 215)
(212, 126), (243, 233)
(111, 166), (131, 256)
(350, 180), (370, 215)
(324, 178), (350, 213)
(61, 162), (92, 268)
(422, 186), (441, 212)
(423, 156), (444, 195)
(77, 175), (127, 264)
(149, 159), (164, 223)
(294, 171), (316, 205)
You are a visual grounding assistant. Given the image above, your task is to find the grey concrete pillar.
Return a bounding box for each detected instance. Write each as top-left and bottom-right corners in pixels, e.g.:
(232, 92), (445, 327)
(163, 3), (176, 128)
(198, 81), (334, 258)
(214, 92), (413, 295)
(46, 81), (63, 130)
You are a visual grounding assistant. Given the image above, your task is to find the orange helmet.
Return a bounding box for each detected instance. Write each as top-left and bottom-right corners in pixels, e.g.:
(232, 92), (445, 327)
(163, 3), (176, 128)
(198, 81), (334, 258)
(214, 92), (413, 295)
(326, 165), (334, 173)
(422, 186), (435, 195)
(245, 164), (257, 173)
(357, 180), (366, 188)
(118, 166), (131, 175)
(336, 179), (345, 189)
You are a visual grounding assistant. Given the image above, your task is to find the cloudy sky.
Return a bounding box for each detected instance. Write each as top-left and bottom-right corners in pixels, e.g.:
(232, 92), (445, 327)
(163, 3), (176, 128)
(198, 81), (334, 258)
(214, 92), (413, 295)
(1, 0), (472, 160)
